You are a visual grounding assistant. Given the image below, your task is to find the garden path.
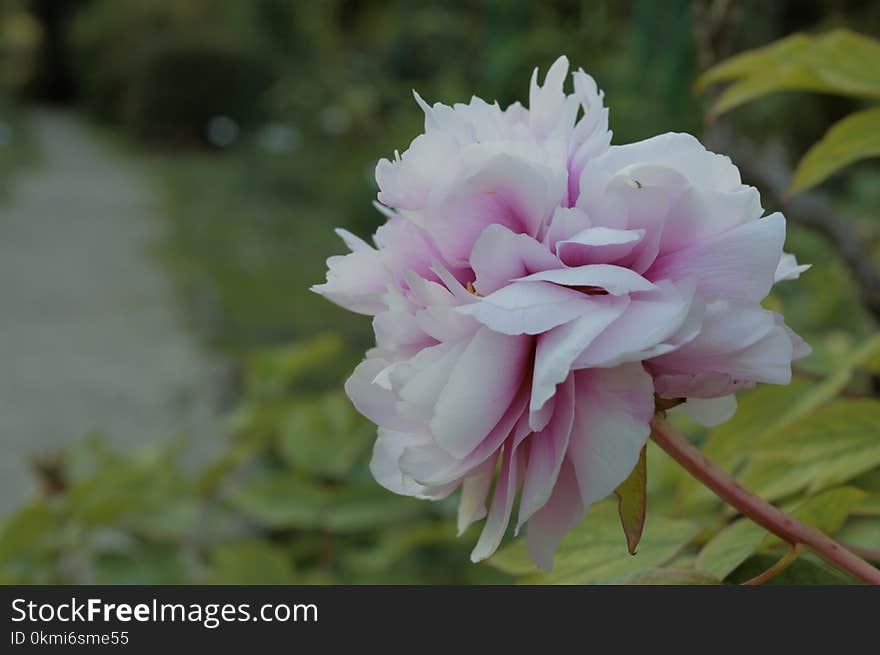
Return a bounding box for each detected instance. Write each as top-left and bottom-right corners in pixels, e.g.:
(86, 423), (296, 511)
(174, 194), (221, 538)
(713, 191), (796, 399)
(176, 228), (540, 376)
(0, 110), (224, 515)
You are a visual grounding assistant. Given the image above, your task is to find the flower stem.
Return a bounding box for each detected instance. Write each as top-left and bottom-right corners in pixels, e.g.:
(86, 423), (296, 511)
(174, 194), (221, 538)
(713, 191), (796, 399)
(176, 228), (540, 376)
(844, 544), (880, 564)
(650, 415), (880, 585)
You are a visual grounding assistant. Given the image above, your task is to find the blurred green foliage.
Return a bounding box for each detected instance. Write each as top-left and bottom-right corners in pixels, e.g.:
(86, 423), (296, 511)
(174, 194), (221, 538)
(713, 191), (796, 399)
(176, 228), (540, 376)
(0, 336), (508, 584)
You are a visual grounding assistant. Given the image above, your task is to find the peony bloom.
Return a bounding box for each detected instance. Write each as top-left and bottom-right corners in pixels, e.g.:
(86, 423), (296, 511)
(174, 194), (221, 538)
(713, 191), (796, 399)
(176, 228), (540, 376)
(313, 56), (809, 569)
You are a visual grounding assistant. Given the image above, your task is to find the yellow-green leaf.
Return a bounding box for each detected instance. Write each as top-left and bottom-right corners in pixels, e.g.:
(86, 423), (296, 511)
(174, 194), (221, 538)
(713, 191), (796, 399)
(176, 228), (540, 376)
(785, 486), (867, 537)
(696, 518), (767, 580)
(697, 487), (866, 581)
(790, 107), (880, 194)
(697, 30), (880, 117)
(614, 446), (647, 555)
(738, 400), (880, 501)
(836, 517), (880, 553)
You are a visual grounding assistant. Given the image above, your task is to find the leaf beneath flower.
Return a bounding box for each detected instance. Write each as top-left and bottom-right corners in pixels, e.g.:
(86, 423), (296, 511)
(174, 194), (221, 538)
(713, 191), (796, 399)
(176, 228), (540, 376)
(614, 446), (647, 554)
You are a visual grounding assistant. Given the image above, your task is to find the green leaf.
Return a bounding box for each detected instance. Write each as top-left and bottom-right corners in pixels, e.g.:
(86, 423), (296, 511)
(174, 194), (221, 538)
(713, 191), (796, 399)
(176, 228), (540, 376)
(245, 334), (344, 399)
(322, 485), (421, 533)
(65, 447), (188, 526)
(277, 393), (373, 479)
(341, 521), (464, 574)
(789, 107), (880, 194)
(854, 468), (880, 492)
(205, 541), (297, 584)
(197, 427), (271, 494)
(92, 543), (187, 585)
(614, 445), (647, 555)
(849, 470), (880, 515)
(228, 474), (420, 533)
(696, 30), (880, 117)
(124, 499), (202, 541)
(836, 517), (880, 552)
(227, 473), (330, 529)
(487, 501), (700, 584)
(696, 518), (767, 580)
(696, 487), (866, 581)
(789, 486), (867, 535)
(750, 487), (867, 558)
(731, 551), (858, 585)
(0, 501), (58, 562)
(751, 486), (868, 563)
(738, 400), (880, 501)
(701, 379), (813, 472)
(854, 492), (880, 517)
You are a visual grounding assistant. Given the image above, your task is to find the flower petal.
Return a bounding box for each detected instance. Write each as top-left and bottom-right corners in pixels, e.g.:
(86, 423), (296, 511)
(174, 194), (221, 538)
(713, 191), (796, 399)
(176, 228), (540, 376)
(516, 264), (656, 295)
(518, 374), (576, 530)
(394, 341), (468, 423)
(457, 281), (593, 335)
(430, 328), (530, 458)
(568, 363), (654, 509)
(525, 458), (586, 570)
(649, 300), (796, 394)
(573, 279), (699, 368)
(457, 457), (495, 535)
(399, 384), (529, 487)
(529, 55), (573, 139)
(345, 358), (418, 432)
(470, 417), (531, 562)
(544, 206), (592, 248)
(470, 224), (561, 295)
(649, 213), (786, 303)
(424, 144), (566, 265)
(556, 227), (645, 266)
(676, 394), (738, 427)
(370, 428), (455, 500)
(775, 252), (811, 283)
(530, 295), (629, 420)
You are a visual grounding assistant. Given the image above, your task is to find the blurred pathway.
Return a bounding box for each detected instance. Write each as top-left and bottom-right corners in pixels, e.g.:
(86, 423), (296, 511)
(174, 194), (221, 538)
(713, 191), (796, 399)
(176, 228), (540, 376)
(0, 109), (224, 515)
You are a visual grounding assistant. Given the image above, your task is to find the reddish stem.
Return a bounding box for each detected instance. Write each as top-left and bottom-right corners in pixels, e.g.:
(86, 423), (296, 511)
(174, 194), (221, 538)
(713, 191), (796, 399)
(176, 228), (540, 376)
(650, 416), (880, 585)
(844, 544), (880, 564)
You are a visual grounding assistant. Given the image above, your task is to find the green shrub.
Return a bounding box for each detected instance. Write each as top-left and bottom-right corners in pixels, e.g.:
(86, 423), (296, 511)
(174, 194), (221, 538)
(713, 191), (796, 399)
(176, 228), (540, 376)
(0, 336), (507, 585)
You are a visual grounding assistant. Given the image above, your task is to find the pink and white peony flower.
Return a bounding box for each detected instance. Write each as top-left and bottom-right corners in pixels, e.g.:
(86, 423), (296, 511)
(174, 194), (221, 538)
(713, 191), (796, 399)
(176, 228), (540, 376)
(312, 56), (809, 569)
